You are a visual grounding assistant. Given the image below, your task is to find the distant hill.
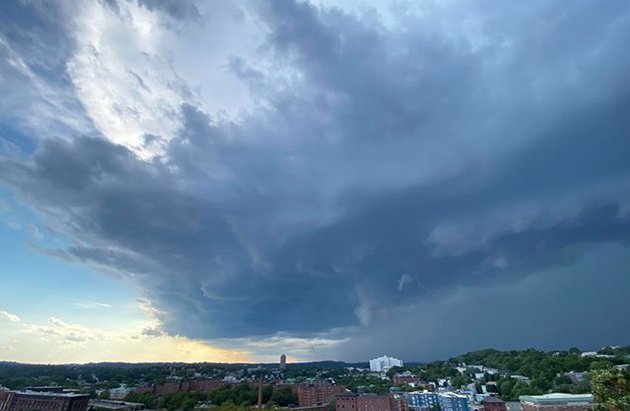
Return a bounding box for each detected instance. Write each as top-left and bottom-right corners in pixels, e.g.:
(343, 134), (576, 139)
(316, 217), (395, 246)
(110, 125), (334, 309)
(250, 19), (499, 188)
(1, 345), (628, 368)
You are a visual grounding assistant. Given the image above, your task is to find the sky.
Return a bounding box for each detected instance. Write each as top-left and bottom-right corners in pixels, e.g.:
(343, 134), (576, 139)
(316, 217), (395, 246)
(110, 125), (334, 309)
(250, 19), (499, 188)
(0, 0), (629, 364)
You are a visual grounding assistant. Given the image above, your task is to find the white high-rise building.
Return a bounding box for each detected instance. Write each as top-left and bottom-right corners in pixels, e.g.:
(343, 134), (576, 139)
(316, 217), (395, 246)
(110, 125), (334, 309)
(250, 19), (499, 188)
(369, 355), (403, 372)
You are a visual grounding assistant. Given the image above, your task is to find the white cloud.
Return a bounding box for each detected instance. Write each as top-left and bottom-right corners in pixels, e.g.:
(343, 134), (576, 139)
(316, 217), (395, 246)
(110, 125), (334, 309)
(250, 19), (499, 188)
(66, 1), (263, 156)
(491, 256), (509, 270)
(0, 310), (20, 323)
(397, 273), (413, 291)
(137, 298), (164, 318)
(4, 219), (21, 230)
(0, 31), (94, 140)
(67, 1), (185, 154)
(0, 314), (248, 363)
(24, 317), (107, 344)
(354, 301), (372, 327)
(26, 224), (45, 241)
(141, 325), (164, 337)
(215, 332), (350, 362)
(74, 301), (112, 309)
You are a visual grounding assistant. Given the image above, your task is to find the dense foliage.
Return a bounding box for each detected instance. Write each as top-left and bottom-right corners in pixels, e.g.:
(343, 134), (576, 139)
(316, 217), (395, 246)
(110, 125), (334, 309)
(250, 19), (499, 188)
(123, 383), (298, 409)
(0, 362), (231, 390)
(349, 346), (629, 401)
(429, 346), (628, 400)
(591, 367), (630, 411)
(1, 346), (628, 407)
(452, 347), (628, 377)
(336, 372), (392, 394)
(124, 391), (159, 409)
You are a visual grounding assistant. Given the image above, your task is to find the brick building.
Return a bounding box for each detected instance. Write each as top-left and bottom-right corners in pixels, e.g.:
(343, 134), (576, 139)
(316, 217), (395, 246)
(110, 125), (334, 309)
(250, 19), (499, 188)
(358, 394), (394, 411)
(23, 387), (64, 393)
(297, 384), (346, 407)
(481, 397), (507, 411)
(519, 394), (593, 411)
(393, 374), (424, 386)
(88, 400), (145, 411)
(336, 393), (358, 411)
(335, 393), (395, 411)
(288, 405), (328, 411)
(153, 382), (181, 395)
(133, 386), (153, 395)
(391, 394), (410, 411)
(183, 380), (225, 392)
(0, 391), (89, 411)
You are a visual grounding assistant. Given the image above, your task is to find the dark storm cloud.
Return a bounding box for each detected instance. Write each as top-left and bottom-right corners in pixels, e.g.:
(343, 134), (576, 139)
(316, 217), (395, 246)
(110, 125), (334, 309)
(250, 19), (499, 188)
(0, 1), (73, 78)
(135, 0), (200, 20)
(324, 243), (630, 362)
(0, 1), (89, 143)
(1, 0), (630, 355)
(101, 0), (200, 20)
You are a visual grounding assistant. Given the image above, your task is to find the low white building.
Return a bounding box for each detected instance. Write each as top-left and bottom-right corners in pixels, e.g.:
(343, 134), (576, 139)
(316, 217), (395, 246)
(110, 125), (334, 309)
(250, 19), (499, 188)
(580, 351), (611, 358)
(109, 386), (133, 400)
(566, 371), (588, 384)
(369, 355), (403, 372)
(224, 375), (240, 384)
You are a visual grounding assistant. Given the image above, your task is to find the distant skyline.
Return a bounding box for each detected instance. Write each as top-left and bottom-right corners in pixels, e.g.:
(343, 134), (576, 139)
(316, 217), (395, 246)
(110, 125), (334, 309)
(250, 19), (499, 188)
(1, 0), (630, 364)
(0, 343), (623, 366)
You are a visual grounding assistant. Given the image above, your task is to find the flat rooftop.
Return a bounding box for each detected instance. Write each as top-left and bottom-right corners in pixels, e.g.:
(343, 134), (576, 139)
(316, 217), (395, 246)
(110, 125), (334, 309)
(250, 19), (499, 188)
(519, 393), (593, 404)
(439, 392), (469, 399)
(14, 391), (89, 398)
(88, 401), (145, 410)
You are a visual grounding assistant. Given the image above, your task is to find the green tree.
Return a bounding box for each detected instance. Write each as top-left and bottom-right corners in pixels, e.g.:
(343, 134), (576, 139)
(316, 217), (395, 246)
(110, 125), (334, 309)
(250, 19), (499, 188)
(591, 368), (630, 411)
(212, 399), (251, 411)
(181, 397), (197, 411)
(270, 386), (297, 406)
(387, 366), (404, 379)
(590, 361), (613, 371)
(450, 374), (470, 389)
(124, 392), (157, 408)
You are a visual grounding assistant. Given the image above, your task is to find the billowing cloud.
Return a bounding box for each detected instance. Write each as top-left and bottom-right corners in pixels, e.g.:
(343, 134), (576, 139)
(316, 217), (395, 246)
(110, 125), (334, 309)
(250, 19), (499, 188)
(1, 0), (629, 360)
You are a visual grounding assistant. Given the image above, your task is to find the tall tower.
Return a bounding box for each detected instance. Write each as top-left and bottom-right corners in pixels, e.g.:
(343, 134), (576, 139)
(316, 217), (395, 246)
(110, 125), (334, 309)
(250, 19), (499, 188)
(280, 354), (287, 370)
